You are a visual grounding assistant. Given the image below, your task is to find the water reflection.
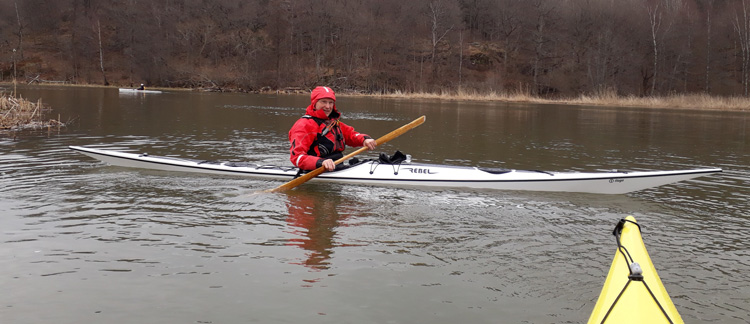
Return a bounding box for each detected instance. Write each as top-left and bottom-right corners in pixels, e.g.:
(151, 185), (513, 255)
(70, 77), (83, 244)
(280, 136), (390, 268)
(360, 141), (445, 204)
(284, 190), (351, 272)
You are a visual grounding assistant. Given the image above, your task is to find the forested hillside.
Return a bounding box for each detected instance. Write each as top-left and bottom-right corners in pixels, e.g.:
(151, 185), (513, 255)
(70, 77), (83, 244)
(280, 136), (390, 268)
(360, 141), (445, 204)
(1, 0), (749, 98)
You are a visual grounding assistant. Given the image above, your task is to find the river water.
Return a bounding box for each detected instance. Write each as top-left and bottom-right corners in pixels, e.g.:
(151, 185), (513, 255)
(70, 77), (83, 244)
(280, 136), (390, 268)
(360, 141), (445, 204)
(1, 85), (748, 323)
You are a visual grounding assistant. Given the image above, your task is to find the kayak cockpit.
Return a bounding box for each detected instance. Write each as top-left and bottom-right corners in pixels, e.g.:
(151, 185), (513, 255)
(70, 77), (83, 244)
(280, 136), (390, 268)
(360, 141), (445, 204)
(478, 167), (513, 174)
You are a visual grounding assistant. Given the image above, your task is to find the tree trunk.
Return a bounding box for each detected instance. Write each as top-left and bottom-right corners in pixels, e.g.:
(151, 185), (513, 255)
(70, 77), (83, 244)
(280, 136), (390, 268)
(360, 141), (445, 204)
(532, 3), (547, 95)
(647, 3), (661, 96)
(14, 0), (24, 59)
(97, 19), (109, 86)
(428, 0), (454, 79)
(734, 0), (750, 96)
(458, 28), (463, 91)
(705, 0), (713, 93)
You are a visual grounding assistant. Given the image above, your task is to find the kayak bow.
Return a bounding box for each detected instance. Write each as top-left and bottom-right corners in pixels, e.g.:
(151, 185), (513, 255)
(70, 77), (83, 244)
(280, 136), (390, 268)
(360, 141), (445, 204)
(588, 216), (684, 324)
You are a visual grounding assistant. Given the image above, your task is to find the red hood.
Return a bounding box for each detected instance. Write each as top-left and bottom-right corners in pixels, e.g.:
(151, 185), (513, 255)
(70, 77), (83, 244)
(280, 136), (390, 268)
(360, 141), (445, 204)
(306, 86), (340, 119)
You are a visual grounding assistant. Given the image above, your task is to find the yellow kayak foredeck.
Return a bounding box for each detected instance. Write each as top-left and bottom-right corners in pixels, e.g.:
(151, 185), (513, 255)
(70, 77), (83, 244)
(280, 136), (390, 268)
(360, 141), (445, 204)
(588, 216), (684, 324)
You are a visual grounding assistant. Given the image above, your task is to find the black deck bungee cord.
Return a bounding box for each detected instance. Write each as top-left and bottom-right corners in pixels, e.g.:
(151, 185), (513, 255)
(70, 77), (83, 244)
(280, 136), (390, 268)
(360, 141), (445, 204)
(597, 218), (676, 324)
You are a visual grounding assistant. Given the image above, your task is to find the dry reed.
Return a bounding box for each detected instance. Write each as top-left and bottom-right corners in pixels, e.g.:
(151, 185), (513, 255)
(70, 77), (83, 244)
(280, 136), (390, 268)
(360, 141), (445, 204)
(4, 81), (748, 111)
(367, 88), (750, 111)
(1, 93), (64, 131)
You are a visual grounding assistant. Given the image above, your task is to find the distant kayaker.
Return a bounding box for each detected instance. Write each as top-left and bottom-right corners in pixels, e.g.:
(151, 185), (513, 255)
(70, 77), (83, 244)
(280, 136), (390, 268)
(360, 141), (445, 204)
(137, 84), (145, 90)
(289, 86), (376, 171)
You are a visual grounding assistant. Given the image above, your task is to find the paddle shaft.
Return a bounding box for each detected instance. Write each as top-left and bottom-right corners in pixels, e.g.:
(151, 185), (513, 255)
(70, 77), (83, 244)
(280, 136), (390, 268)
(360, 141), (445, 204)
(266, 115), (426, 193)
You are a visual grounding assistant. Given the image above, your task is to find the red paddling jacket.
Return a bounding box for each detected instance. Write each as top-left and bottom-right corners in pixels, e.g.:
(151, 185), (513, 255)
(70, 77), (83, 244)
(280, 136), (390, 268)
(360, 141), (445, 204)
(288, 87), (372, 170)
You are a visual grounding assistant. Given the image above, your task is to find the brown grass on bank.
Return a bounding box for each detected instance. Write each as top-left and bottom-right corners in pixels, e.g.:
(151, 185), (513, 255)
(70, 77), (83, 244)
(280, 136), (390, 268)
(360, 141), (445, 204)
(1, 93), (65, 131)
(564, 88), (750, 111)
(5, 80), (750, 111)
(370, 88), (750, 111)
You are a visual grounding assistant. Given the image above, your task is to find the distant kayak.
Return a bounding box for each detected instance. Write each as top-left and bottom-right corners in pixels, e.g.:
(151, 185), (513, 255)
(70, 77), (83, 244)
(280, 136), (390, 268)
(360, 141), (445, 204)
(588, 216), (684, 323)
(118, 88), (162, 94)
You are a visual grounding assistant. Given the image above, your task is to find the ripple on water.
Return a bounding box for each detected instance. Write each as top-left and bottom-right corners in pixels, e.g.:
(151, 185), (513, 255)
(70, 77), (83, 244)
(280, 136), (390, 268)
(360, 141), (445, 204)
(3, 86), (749, 324)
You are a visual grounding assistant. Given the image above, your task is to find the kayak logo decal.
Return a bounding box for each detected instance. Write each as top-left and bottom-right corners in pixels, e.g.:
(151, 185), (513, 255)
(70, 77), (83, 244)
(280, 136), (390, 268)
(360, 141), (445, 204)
(609, 178), (625, 183)
(403, 167), (437, 174)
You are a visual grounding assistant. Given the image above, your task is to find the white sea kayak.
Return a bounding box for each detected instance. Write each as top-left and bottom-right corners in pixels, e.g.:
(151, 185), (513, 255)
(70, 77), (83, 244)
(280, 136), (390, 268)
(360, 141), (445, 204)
(68, 145), (721, 194)
(118, 88), (163, 94)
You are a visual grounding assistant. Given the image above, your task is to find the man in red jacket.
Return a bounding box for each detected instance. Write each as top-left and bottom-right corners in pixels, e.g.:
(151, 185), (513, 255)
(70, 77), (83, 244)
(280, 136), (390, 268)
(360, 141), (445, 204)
(289, 86), (376, 171)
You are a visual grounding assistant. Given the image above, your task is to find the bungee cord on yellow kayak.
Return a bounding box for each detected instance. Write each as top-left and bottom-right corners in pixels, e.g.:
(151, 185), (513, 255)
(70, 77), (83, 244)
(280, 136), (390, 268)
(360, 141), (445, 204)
(588, 216), (684, 324)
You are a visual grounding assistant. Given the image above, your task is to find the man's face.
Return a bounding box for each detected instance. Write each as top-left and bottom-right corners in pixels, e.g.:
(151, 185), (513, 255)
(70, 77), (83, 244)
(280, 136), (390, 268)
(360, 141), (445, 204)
(315, 98), (335, 116)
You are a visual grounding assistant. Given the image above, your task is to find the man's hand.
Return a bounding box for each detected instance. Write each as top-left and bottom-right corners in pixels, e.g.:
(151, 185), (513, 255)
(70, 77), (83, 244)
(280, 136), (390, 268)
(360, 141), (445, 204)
(322, 158), (336, 171)
(363, 138), (377, 150)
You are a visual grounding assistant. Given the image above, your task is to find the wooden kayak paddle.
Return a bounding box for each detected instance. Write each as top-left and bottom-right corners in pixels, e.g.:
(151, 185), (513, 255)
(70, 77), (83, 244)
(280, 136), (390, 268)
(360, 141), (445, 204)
(265, 115), (426, 193)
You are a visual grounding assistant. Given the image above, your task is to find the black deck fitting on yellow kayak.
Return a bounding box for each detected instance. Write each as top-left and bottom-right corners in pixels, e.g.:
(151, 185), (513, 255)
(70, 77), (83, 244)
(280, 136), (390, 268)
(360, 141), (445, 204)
(588, 216), (684, 324)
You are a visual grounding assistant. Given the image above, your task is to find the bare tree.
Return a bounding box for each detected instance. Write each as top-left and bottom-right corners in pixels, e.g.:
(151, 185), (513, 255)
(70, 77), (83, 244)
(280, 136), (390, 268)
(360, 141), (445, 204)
(494, 0), (523, 92)
(734, 0), (750, 96)
(585, 0), (620, 94)
(14, 0), (23, 59)
(96, 18), (108, 85)
(704, 0), (714, 92)
(427, 0), (455, 68)
(421, 0), (461, 85)
(646, 1), (662, 95)
(529, 0), (556, 95)
(458, 27), (464, 89)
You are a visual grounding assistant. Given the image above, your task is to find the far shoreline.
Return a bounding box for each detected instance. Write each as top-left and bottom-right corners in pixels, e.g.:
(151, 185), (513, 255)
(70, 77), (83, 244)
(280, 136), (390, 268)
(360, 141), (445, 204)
(3, 81), (749, 112)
